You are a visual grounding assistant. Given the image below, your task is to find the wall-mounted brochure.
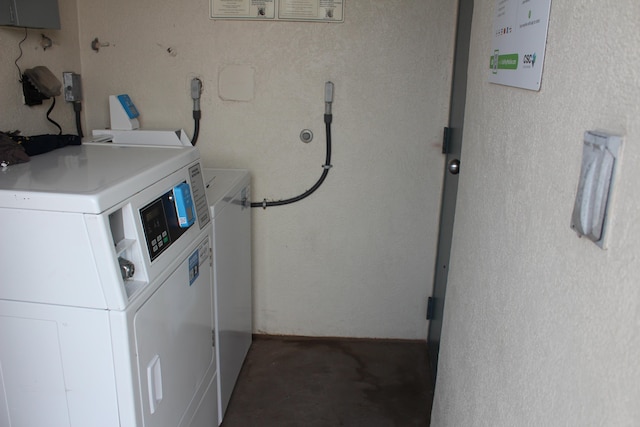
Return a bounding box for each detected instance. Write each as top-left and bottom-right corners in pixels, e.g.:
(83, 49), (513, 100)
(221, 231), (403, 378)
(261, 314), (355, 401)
(210, 0), (344, 22)
(489, 0), (552, 91)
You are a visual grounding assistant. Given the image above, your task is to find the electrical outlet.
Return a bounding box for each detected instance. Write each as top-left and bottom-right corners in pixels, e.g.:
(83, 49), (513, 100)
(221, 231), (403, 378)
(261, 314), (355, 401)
(63, 72), (83, 102)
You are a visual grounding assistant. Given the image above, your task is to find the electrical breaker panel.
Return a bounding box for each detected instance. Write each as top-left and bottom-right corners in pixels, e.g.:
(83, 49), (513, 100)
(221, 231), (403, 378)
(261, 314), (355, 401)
(0, 0), (60, 29)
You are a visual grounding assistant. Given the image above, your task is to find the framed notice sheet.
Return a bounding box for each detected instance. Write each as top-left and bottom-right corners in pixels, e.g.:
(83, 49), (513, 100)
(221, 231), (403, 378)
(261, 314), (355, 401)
(489, 0), (552, 91)
(211, 0), (275, 19)
(210, 0), (344, 22)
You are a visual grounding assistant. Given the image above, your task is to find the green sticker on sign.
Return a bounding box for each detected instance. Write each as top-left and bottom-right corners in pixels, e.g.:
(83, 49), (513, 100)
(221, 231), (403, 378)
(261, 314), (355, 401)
(490, 53), (519, 71)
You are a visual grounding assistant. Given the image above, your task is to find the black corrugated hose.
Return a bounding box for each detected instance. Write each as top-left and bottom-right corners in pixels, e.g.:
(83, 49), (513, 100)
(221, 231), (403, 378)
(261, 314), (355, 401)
(191, 110), (201, 146)
(250, 113), (332, 209)
(73, 101), (83, 138)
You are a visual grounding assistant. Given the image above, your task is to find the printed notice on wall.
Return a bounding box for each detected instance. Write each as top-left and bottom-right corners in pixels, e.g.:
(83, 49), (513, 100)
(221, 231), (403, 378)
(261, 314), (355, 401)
(278, 0), (343, 21)
(211, 0), (275, 19)
(210, 0), (343, 22)
(489, 0), (552, 91)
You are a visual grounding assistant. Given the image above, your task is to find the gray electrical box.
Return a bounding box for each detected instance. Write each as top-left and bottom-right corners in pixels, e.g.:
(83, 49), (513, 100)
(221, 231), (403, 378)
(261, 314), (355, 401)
(0, 0), (60, 29)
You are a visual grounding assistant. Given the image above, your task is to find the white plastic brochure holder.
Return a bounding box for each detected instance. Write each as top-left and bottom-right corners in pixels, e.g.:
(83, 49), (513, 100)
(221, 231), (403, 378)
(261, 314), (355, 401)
(570, 131), (623, 249)
(110, 94), (140, 130)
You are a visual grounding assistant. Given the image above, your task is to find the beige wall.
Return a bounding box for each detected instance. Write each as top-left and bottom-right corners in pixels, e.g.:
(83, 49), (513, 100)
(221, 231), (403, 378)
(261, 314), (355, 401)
(0, 0), (80, 136)
(74, 1), (456, 339)
(432, 0), (640, 424)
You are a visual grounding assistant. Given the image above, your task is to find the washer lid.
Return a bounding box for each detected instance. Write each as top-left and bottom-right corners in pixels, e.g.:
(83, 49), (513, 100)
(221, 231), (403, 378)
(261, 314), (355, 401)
(203, 168), (250, 217)
(0, 143), (201, 213)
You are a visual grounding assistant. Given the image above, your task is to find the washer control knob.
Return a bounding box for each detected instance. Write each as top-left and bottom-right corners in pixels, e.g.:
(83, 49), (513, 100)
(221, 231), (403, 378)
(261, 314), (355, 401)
(118, 257), (135, 280)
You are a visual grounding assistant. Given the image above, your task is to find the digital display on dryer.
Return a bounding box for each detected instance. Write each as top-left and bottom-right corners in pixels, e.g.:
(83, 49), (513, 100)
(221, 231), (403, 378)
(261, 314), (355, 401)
(141, 199), (171, 261)
(140, 188), (191, 262)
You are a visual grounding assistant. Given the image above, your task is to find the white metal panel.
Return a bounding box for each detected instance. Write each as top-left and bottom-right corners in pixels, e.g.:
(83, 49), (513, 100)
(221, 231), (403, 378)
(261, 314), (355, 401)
(0, 208), (106, 308)
(187, 373), (219, 427)
(106, 226), (215, 427)
(83, 211), (130, 309)
(134, 236), (215, 427)
(107, 309), (143, 427)
(204, 168), (252, 424)
(0, 143), (200, 213)
(0, 316), (70, 426)
(203, 169), (248, 218)
(0, 300), (120, 427)
(213, 181), (252, 422)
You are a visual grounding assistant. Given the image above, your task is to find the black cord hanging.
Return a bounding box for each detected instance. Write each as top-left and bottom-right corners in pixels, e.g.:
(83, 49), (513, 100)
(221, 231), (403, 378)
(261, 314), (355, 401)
(46, 97), (63, 135)
(73, 102), (83, 138)
(14, 28), (28, 82)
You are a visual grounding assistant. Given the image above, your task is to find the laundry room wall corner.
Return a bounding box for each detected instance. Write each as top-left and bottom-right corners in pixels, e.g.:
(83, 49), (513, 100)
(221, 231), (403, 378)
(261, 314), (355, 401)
(1, 0), (81, 136)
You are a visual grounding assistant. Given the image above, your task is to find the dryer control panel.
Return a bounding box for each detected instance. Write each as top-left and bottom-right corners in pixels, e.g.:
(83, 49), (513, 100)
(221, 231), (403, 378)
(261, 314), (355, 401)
(140, 183), (194, 261)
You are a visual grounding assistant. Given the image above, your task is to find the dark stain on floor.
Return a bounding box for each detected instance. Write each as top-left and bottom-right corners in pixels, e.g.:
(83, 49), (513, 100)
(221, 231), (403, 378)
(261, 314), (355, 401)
(221, 335), (434, 427)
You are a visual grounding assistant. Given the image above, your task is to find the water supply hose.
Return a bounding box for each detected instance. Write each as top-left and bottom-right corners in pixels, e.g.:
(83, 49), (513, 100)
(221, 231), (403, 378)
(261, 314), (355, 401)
(251, 81), (334, 209)
(73, 101), (83, 138)
(191, 78), (202, 146)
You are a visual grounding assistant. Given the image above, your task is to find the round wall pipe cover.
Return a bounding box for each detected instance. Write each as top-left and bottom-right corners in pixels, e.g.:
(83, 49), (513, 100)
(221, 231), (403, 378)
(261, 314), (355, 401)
(300, 129), (313, 143)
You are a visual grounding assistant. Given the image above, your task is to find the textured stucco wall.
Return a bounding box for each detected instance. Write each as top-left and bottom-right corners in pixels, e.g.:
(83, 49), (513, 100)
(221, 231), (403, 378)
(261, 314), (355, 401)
(0, 0), (81, 136)
(75, 1), (457, 339)
(432, 0), (640, 424)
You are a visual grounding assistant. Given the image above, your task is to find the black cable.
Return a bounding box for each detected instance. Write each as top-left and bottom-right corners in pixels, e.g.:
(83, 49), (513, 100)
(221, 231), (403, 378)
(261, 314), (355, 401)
(192, 110), (201, 146)
(190, 78), (202, 146)
(73, 102), (83, 138)
(251, 113), (333, 209)
(14, 28), (28, 82)
(46, 97), (62, 135)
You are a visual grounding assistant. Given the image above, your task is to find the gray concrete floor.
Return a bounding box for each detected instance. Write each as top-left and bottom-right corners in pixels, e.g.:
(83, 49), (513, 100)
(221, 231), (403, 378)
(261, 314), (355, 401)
(221, 335), (434, 427)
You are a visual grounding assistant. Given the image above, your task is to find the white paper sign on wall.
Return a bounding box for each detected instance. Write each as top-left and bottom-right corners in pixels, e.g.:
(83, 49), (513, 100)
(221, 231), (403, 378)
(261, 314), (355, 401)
(210, 0), (344, 22)
(489, 0), (552, 91)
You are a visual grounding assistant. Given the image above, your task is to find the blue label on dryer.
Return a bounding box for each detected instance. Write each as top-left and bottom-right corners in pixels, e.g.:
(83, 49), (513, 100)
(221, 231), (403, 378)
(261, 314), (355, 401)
(173, 182), (195, 228)
(188, 250), (199, 286)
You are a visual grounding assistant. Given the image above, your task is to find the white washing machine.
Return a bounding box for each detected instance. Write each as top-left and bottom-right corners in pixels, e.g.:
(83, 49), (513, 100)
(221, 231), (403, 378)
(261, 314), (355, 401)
(0, 143), (218, 427)
(203, 169), (252, 425)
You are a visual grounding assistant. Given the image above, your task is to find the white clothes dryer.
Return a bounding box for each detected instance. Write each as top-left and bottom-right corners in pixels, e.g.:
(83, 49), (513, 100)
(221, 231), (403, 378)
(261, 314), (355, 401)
(0, 143), (217, 427)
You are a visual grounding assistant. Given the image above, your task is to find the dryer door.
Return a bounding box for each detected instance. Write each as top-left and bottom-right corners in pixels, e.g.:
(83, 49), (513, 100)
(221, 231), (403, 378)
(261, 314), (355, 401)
(134, 236), (214, 427)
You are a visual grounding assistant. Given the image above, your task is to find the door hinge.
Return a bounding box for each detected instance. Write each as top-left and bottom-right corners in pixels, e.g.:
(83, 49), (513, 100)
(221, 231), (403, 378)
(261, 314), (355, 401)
(426, 297), (435, 320)
(442, 127), (452, 154)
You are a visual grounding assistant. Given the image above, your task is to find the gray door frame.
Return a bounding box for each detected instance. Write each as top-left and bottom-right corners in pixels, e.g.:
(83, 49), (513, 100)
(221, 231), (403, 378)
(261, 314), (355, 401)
(427, 0), (474, 380)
